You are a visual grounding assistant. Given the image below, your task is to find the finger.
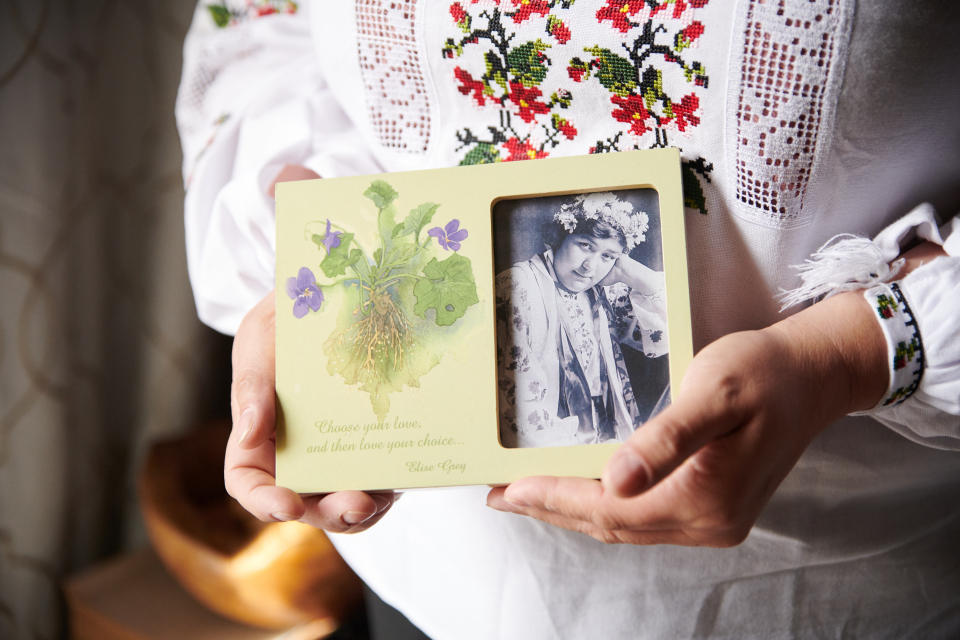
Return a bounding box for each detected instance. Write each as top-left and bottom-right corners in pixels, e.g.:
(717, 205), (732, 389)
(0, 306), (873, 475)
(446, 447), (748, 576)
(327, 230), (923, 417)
(499, 475), (681, 528)
(231, 291), (276, 449)
(487, 484), (694, 545)
(602, 389), (745, 498)
(223, 408), (305, 522)
(488, 483), (607, 539)
(224, 450), (305, 524)
(499, 476), (603, 514)
(299, 491), (396, 533)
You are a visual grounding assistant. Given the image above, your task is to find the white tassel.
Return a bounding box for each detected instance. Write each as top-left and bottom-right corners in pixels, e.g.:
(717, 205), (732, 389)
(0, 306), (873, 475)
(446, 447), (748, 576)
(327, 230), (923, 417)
(777, 234), (904, 311)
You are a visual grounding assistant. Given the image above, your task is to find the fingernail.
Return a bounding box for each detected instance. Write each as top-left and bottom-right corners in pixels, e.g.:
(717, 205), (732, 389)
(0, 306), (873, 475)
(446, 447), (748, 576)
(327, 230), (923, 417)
(605, 449), (650, 497)
(486, 491), (515, 512)
(342, 511), (374, 526)
(271, 512), (297, 522)
(237, 408), (255, 444)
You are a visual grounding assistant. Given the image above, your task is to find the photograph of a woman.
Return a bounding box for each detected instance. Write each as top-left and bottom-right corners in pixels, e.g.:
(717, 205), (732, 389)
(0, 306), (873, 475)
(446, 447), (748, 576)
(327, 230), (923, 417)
(495, 191), (670, 449)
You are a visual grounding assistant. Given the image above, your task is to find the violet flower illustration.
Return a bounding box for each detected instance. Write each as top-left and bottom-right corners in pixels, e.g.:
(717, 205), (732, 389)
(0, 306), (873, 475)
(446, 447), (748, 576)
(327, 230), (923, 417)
(427, 219), (469, 251)
(322, 219), (342, 254)
(286, 266), (323, 318)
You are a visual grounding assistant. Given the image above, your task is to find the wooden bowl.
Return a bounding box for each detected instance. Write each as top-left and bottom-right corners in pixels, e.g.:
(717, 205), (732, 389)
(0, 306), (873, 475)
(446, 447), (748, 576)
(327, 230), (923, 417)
(138, 422), (362, 631)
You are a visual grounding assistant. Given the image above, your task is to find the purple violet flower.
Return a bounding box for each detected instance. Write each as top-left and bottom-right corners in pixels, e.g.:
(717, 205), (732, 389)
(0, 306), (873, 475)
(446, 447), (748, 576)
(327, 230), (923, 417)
(322, 219), (342, 254)
(427, 219), (469, 251)
(286, 266), (323, 318)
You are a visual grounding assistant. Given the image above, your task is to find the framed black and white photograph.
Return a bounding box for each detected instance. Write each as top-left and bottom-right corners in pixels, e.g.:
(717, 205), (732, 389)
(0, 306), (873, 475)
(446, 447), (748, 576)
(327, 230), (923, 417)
(275, 149), (691, 491)
(493, 190), (670, 449)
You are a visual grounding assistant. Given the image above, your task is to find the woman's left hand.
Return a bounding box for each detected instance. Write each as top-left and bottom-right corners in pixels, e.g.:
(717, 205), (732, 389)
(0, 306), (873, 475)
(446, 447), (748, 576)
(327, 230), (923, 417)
(487, 290), (888, 545)
(599, 253), (660, 294)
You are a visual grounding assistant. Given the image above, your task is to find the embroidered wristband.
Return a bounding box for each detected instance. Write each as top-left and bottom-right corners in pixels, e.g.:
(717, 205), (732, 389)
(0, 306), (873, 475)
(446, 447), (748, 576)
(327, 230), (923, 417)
(862, 282), (925, 407)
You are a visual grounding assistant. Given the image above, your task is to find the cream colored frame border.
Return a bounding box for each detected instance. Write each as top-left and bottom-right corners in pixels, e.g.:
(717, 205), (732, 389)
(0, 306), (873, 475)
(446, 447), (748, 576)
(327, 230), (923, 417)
(275, 148), (691, 492)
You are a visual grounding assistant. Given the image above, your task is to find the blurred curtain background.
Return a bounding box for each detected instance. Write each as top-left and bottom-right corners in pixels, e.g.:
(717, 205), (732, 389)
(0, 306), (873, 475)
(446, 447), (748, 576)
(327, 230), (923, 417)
(0, 1), (232, 637)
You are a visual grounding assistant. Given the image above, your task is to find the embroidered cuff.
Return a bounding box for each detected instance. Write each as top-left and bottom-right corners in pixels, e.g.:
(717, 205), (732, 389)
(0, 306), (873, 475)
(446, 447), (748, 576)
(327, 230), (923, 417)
(863, 282), (925, 407)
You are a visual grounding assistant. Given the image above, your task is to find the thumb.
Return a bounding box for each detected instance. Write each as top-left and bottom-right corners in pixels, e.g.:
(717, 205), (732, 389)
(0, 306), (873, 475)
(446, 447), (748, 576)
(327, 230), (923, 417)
(602, 391), (742, 498)
(231, 291), (277, 449)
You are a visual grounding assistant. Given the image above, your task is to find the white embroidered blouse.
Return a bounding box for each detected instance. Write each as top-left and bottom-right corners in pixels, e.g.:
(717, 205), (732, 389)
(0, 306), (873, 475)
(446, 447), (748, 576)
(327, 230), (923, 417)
(176, 1), (960, 637)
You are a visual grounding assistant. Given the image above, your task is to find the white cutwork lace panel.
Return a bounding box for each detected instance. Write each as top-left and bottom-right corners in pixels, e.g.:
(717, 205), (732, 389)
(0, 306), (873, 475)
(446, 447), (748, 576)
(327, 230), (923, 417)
(731, 0), (851, 226)
(355, 0), (431, 153)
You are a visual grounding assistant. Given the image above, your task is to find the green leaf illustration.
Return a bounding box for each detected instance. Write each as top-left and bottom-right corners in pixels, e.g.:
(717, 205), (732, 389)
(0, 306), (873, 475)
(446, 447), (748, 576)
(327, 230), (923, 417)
(395, 203), (439, 243)
(364, 180), (398, 210)
(378, 203), (398, 249)
(585, 46), (637, 97)
(460, 143), (500, 165)
(378, 241), (419, 276)
(315, 232), (362, 277)
(507, 40), (550, 87)
(413, 254), (480, 326)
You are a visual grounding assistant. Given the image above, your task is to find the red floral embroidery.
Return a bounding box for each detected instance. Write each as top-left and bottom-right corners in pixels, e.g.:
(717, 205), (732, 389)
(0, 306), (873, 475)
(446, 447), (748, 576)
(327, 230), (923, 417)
(508, 82), (551, 123)
(206, 0), (297, 28)
(454, 67), (488, 106)
(676, 21), (704, 50)
(671, 94), (700, 131)
(443, 3), (579, 164)
(610, 94), (651, 136)
(554, 115), (577, 139)
(580, 2), (714, 212)
(504, 137), (549, 161)
(651, 0), (709, 19)
(450, 2), (469, 24)
(596, 1), (643, 34)
(566, 62), (586, 82)
(574, 5), (709, 146)
(442, 1), (713, 214)
(548, 15), (571, 44)
(511, 0), (551, 23)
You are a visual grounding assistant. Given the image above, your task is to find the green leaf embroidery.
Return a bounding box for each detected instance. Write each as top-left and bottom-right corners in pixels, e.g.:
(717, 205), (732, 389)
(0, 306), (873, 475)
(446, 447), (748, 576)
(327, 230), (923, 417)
(206, 4), (231, 28)
(413, 254), (480, 326)
(584, 46), (637, 97)
(507, 40), (550, 87)
(460, 143), (501, 165)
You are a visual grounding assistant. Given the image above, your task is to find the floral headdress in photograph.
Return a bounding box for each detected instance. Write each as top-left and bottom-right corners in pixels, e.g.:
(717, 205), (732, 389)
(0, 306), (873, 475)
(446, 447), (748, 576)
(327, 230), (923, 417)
(553, 192), (649, 251)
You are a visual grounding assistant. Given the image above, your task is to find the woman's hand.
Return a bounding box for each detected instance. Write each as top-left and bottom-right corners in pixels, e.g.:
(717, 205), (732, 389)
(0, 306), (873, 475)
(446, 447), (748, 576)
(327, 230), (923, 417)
(225, 290), (396, 532)
(225, 164), (394, 531)
(487, 290), (888, 545)
(599, 252), (662, 295)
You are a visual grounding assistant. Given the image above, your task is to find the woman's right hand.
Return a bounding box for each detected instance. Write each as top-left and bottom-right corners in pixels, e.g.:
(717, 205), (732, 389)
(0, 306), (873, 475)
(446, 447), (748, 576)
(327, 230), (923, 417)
(226, 290), (396, 532)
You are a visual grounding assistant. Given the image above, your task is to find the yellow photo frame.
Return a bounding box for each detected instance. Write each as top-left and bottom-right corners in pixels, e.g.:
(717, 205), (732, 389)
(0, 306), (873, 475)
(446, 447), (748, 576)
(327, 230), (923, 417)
(275, 148), (691, 492)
